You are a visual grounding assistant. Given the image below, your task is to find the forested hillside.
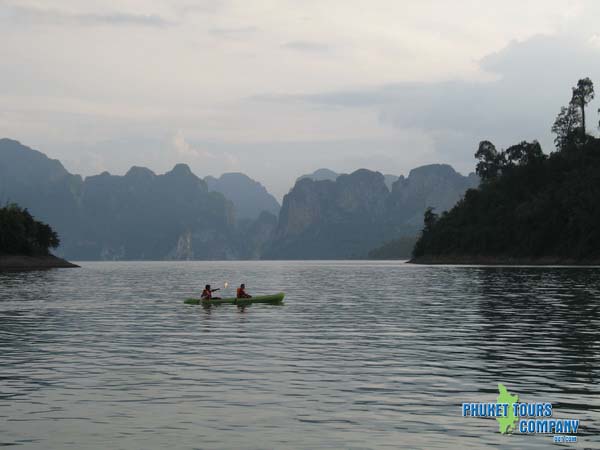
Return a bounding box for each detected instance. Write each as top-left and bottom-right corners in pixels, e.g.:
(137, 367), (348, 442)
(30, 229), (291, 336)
(0, 204), (59, 256)
(413, 78), (600, 264)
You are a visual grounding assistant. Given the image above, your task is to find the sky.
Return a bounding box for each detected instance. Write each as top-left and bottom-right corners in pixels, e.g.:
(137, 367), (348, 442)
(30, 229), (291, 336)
(2, 0), (600, 199)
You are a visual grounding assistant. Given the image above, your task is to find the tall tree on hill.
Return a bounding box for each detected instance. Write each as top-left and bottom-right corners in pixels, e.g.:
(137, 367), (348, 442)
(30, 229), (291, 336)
(505, 141), (546, 167)
(571, 77), (594, 136)
(423, 207), (438, 232)
(551, 104), (581, 150)
(474, 140), (504, 181)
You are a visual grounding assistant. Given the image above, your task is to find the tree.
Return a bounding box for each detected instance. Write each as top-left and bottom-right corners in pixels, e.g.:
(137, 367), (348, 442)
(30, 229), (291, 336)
(571, 77), (594, 135)
(475, 140), (504, 181)
(36, 223), (60, 249)
(505, 141), (546, 166)
(0, 203), (60, 255)
(411, 136), (600, 262)
(552, 104), (582, 150)
(423, 207), (438, 232)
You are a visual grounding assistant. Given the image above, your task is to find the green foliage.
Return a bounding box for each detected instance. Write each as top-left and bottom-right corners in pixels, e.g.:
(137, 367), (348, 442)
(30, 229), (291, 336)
(0, 203), (60, 255)
(505, 141), (545, 167)
(418, 78), (600, 261)
(475, 140), (547, 182)
(475, 140), (503, 181)
(571, 77), (594, 133)
(413, 137), (600, 261)
(423, 207), (438, 232)
(552, 77), (594, 149)
(551, 104), (581, 150)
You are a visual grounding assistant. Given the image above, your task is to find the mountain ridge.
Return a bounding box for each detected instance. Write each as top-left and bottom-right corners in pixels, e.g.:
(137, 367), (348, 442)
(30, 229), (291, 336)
(1, 138), (478, 260)
(265, 165), (477, 259)
(0, 139), (276, 260)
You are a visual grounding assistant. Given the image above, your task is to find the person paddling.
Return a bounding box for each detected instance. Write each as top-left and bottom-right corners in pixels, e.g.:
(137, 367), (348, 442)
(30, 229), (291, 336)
(236, 283), (252, 299)
(201, 284), (220, 300)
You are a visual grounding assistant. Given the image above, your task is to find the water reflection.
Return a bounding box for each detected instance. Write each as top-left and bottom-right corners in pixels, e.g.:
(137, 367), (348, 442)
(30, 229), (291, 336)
(475, 268), (600, 385)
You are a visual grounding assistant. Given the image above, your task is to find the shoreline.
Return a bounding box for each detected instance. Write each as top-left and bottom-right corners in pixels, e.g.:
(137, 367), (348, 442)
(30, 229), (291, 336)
(408, 255), (600, 266)
(0, 254), (80, 271)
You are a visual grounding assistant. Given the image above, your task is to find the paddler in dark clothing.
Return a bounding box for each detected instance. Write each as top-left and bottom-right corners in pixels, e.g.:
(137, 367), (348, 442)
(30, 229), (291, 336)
(236, 283), (252, 299)
(201, 284), (220, 300)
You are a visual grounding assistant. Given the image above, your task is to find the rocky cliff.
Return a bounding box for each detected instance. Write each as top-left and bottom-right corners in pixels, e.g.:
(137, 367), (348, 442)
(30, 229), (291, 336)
(297, 168), (399, 190)
(387, 164), (479, 227)
(0, 139), (83, 248)
(266, 170), (395, 259)
(1, 139), (478, 261)
(75, 163), (237, 260)
(0, 139), (276, 260)
(266, 165), (478, 259)
(205, 172), (280, 220)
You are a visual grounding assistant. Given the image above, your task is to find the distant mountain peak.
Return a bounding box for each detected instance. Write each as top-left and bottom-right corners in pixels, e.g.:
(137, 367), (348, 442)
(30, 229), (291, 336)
(339, 168), (384, 180)
(297, 168), (339, 183)
(168, 163), (194, 176)
(0, 138), (73, 183)
(312, 168), (338, 178)
(219, 172), (252, 181)
(204, 172), (280, 221)
(407, 163), (459, 178)
(125, 166), (156, 179)
(0, 137), (23, 146)
(298, 168), (398, 190)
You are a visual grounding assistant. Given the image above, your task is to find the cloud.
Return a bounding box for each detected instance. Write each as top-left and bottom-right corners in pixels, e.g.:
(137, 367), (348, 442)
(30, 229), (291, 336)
(209, 26), (258, 38)
(171, 131), (215, 160)
(5, 0), (600, 199)
(170, 132), (241, 174)
(224, 152), (240, 168)
(282, 41), (330, 53)
(283, 34), (600, 155)
(1, 5), (172, 27)
(177, 1), (227, 15)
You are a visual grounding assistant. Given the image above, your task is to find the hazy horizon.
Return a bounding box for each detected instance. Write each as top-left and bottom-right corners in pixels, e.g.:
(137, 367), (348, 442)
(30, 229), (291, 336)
(3, 0), (600, 198)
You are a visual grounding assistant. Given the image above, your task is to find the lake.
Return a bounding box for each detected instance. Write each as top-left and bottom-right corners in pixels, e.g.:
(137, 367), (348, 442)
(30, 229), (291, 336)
(1, 261), (599, 449)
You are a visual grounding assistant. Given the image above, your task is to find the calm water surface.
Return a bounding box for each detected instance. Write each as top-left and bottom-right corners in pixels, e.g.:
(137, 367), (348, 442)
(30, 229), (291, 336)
(1, 261), (599, 449)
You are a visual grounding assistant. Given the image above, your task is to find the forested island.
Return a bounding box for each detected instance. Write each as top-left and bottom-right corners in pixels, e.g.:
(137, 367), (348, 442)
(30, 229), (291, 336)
(412, 78), (600, 264)
(0, 204), (77, 270)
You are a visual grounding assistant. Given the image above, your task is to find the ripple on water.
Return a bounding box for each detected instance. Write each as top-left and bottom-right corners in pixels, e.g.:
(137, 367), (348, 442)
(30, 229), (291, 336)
(0, 261), (599, 449)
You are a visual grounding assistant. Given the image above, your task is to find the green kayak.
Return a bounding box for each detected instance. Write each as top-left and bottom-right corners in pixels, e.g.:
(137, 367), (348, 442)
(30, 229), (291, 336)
(184, 292), (285, 305)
